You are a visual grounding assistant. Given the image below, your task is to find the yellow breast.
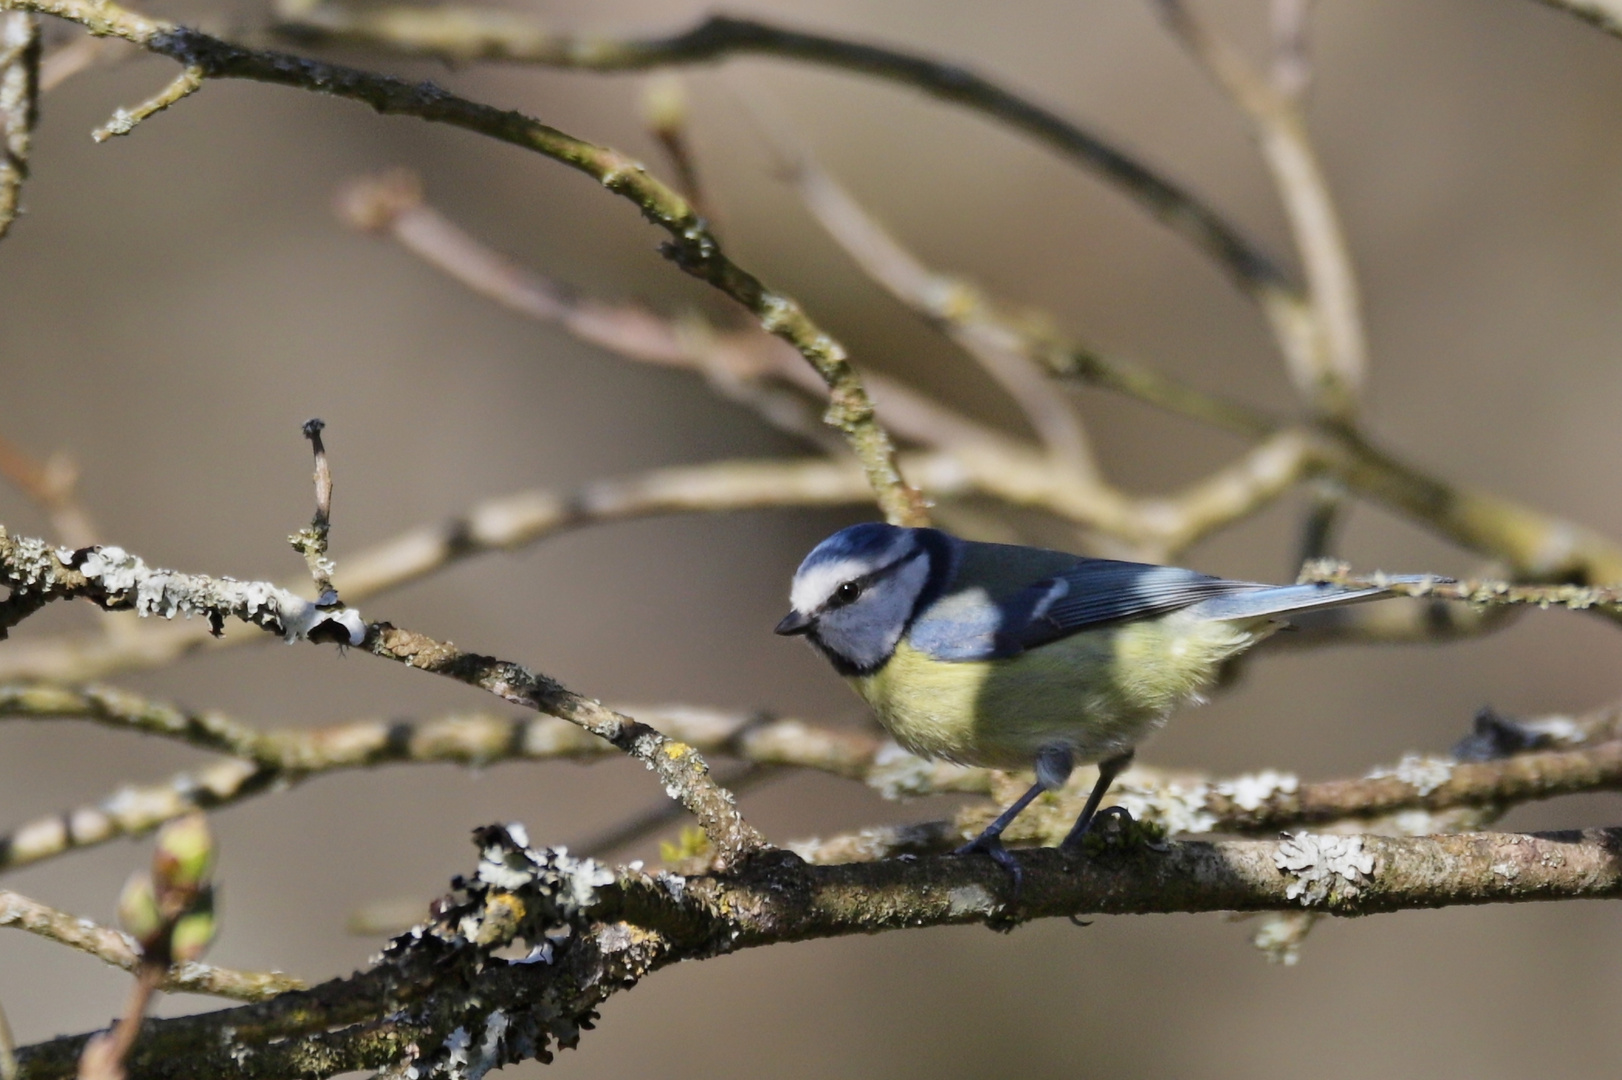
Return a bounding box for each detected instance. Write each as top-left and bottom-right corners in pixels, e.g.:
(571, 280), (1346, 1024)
(849, 613), (1263, 769)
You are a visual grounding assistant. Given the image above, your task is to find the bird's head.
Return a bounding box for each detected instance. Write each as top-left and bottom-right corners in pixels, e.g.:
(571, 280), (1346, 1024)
(775, 523), (951, 675)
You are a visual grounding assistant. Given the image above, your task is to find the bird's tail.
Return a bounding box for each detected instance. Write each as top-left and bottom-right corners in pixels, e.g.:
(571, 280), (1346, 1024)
(1184, 575), (1443, 623)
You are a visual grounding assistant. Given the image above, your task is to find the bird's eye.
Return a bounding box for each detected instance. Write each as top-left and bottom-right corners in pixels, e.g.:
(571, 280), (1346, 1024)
(833, 581), (863, 606)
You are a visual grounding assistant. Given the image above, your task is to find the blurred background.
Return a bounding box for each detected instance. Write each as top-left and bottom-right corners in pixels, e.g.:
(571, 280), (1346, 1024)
(4, 0), (1622, 1076)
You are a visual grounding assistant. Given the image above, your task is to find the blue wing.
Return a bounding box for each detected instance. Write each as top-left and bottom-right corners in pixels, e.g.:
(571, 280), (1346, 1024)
(908, 555), (1269, 661)
(1004, 560), (1269, 653)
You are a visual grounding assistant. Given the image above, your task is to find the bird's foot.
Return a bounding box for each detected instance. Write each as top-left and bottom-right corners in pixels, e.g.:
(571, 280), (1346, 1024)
(953, 833), (1024, 901)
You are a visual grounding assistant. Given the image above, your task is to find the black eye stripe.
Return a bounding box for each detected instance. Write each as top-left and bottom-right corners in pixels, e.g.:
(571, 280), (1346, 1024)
(821, 548), (926, 613)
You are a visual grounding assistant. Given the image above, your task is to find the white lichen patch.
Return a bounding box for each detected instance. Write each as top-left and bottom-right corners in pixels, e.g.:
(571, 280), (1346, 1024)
(70, 546), (367, 645)
(1366, 753), (1454, 796)
(1112, 780), (1218, 836)
(1214, 769), (1299, 812)
(1491, 861), (1521, 880)
(467, 1010), (510, 1080)
(1274, 832), (1375, 906)
(441, 1027), (473, 1080)
(473, 828), (614, 911)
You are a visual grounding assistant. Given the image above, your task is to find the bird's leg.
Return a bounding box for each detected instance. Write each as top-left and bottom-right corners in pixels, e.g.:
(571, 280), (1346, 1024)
(1060, 750), (1135, 850)
(954, 746), (1074, 892)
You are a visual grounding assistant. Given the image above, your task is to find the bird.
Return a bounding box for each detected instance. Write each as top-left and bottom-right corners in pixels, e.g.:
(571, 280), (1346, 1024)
(775, 522), (1425, 879)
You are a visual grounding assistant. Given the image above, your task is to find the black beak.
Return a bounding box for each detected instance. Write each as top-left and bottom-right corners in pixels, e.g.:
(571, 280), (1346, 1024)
(775, 610), (814, 636)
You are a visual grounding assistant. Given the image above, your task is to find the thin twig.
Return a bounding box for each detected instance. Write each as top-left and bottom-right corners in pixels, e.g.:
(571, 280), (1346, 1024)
(90, 63), (202, 142)
(745, 109), (1102, 485)
(4, 0), (924, 524)
(10, 681), (1622, 876)
(289, 419), (337, 601)
(1154, 0), (1364, 423)
(76, 965), (161, 1080)
(335, 168), (1009, 457)
(639, 73), (711, 224)
(0, 890), (301, 1000)
(273, 3), (1296, 304)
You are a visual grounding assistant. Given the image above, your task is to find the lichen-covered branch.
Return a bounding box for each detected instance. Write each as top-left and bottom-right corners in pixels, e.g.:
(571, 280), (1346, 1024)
(0, 528), (764, 864)
(15, 824), (1622, 1079)
(0, 890), (302, 1000)
(1303, 562), (1622, 614)
(1, 0), (924, 527)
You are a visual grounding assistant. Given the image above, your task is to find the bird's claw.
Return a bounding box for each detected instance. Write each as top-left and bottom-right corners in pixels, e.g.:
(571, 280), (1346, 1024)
(954, 833), (1025, 901)
(1060, 804), (1138, 854)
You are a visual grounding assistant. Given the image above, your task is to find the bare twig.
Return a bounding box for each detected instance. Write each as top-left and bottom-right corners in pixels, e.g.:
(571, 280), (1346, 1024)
(274, 4), (1295, 304)
(640, 73), (711, 224)
(0, 891), (301, 1000)
(335, 169), (1007, 456)
(3, 0), (924, 525)
(76, 966), (161, 1080)
(89, 63), (202, 142)
(747, 115), (1102, 484)
(0, 10), (36, 240)
(288, 419), (337, 601)
(1154, 0), (1364, 422)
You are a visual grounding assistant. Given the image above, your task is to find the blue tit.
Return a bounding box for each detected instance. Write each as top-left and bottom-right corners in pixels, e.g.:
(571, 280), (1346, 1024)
(775, 522), (1420, 875)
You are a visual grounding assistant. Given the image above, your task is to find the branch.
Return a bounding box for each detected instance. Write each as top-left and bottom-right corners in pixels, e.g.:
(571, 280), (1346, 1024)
(0, 10), (36, 240)
(14, 677), (1622, 881)
(0, 890), (301, 1000)
(1, 0), (924, 527)
(0, 527), (765, 865)
(16, 825), (1622, 1079)
(1303, 562), (1622, 615)
(274, 4), (1295, 306)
